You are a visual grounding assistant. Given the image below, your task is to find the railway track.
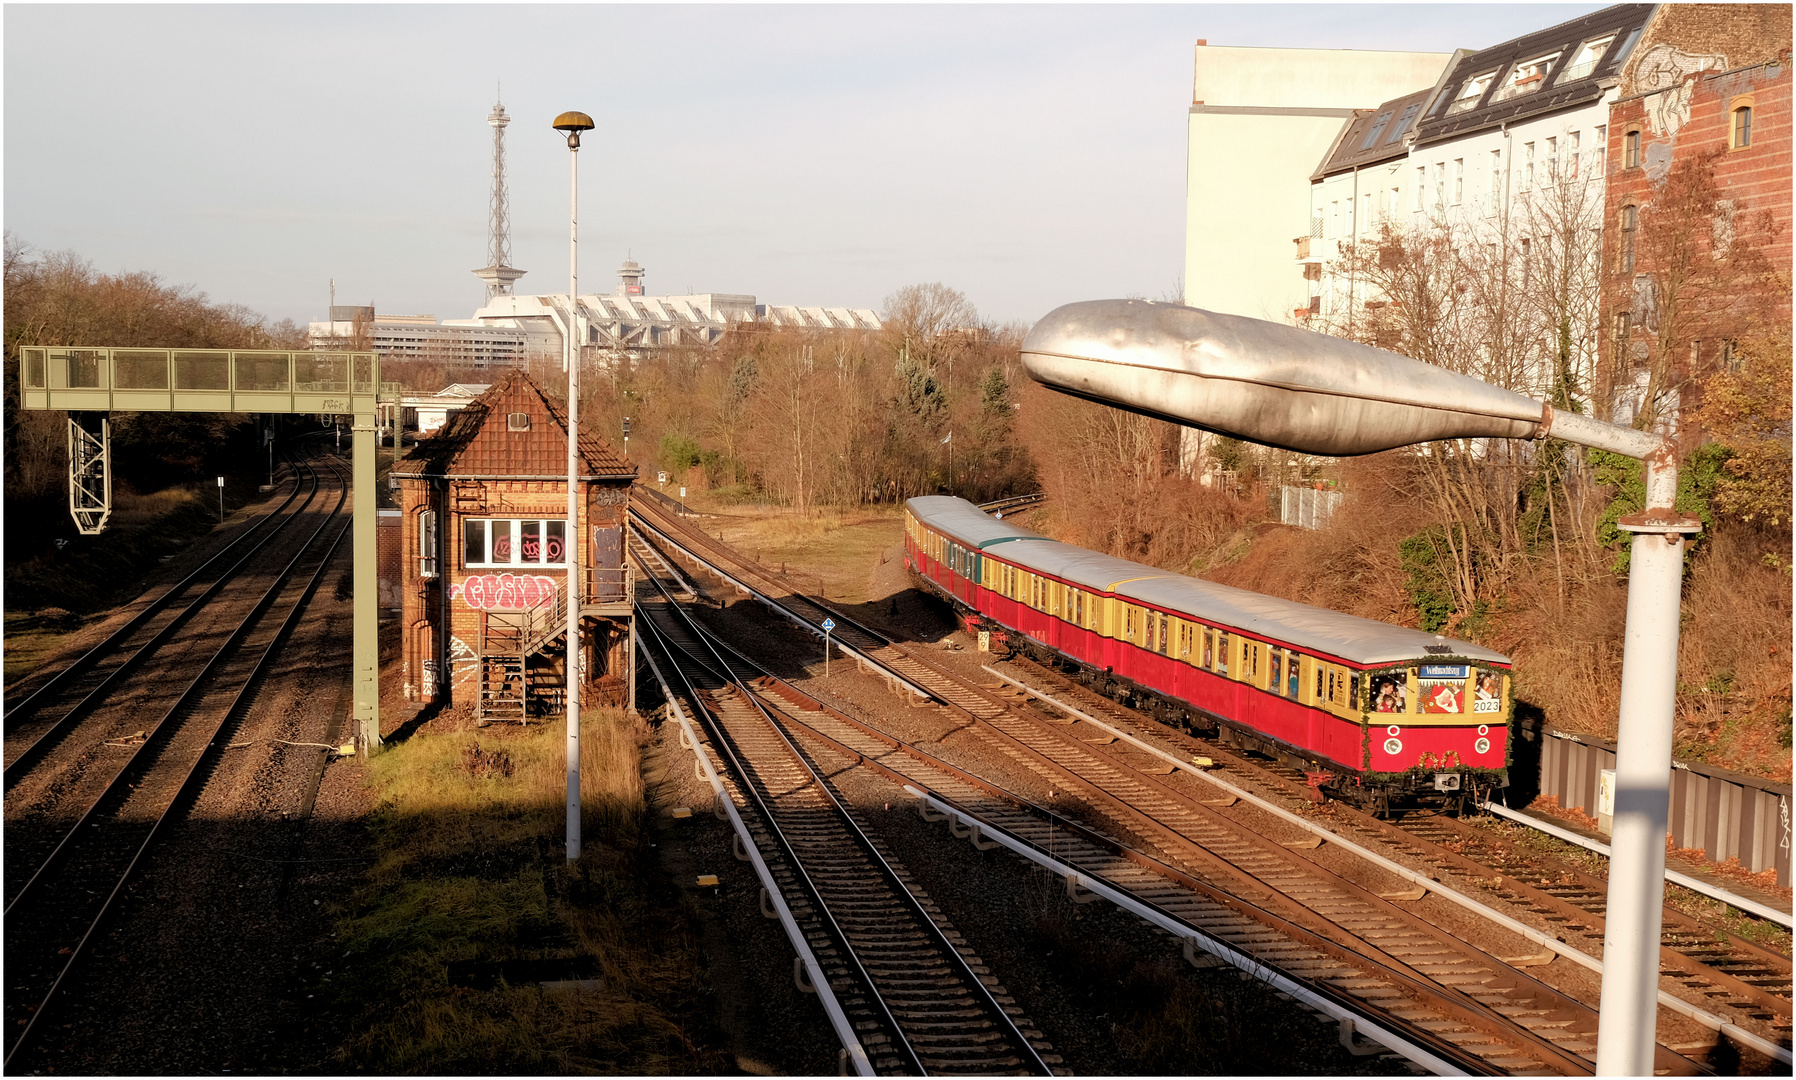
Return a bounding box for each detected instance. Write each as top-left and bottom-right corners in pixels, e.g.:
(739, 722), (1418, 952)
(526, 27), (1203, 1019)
(3, 448), (354, 1071)
(994, 655), (1795, 1064)
(3, 452), (318, 779)
(637, 564), (1060, 1076)
(626, 501), (1723, 1075)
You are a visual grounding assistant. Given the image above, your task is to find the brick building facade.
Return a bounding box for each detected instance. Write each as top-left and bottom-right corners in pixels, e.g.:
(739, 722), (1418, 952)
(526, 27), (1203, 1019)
(1598, 4), (1792, 433)
(392, 372), (637, 719)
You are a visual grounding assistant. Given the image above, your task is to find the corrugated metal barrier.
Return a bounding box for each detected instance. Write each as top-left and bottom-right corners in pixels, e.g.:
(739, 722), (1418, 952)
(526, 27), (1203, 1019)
(1510, 718), (1792, 887)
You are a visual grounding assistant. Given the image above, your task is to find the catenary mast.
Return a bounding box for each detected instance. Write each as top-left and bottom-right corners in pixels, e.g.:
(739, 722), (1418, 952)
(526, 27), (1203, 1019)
(473, 95), (526, 300)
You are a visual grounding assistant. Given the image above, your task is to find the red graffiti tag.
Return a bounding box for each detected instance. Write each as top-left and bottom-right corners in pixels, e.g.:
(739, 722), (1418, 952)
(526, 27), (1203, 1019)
(461, 573), (558, 611)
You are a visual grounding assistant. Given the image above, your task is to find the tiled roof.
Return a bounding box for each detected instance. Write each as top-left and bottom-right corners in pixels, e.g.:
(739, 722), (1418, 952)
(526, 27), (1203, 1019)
(1313, 86), (1441, 179)
(393, 370), (637, 479)
(1416, 3), (1653, 143)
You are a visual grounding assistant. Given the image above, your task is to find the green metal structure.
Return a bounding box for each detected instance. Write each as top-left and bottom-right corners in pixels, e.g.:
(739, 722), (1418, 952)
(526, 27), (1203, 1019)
(18, 345), (385, 753)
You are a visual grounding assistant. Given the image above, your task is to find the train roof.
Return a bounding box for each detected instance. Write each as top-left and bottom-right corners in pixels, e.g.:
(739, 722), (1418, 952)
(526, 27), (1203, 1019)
(907, 496), (1048, 549)
(908, 497), (1509, 667)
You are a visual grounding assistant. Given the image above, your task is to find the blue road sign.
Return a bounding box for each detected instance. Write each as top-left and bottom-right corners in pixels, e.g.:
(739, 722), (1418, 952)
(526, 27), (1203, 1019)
(821, 618), (836, 633)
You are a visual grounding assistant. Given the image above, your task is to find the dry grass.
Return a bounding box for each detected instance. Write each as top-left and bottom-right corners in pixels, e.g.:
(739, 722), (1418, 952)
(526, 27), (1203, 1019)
(328, 711), (725, 1074)
(677, 494), (906, 605)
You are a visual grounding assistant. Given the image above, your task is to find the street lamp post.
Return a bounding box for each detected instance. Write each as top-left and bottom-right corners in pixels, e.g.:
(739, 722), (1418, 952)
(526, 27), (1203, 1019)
(1021, 299), (1698, 1076)
(553, 109), (595, 865)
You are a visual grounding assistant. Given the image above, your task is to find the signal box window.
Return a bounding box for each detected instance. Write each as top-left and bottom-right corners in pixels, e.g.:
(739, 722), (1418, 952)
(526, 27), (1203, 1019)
(465, 518), (567, 568)
(1731, 103), (1753, 149)
(418, 510), (438, 579)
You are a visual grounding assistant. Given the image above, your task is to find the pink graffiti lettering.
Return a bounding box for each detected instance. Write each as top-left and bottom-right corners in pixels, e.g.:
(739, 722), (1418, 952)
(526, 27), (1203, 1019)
(460, 573), (558, 611)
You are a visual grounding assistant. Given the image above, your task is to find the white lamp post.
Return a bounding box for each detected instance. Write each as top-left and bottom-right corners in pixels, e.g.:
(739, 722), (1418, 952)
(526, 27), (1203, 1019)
(553, 109), (595, 865)
(1021, 299), (1697, 1076)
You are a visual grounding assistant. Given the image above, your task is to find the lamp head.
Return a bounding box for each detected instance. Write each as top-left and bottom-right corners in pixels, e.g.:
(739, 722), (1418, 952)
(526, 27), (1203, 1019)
(553, 110), (595, 149)
(1021, 299), (1547, 456)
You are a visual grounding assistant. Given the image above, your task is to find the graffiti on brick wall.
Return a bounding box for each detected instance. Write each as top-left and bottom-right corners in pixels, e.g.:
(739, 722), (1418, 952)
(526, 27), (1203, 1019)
(452, 573), (558, 610)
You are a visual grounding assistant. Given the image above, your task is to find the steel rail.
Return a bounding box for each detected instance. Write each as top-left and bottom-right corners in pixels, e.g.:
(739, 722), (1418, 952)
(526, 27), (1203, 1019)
(4, 452), (326, 786)
(992, 661), (1793, 1068)
(652, 598), (1623, 1077)
(628, 505), (1715, 1076)
(635, 610), (931, 1077)
(976, 493), (1046, 514)
(628, 508), (936, 700)
(1479, 799), (1795, 929)
(5, 452), (349, 919)
(643, 590), (1508, 1076)
(5, 451), (354, 1070)
(634, 629), (877, 1078)
(639, 562), (1059, 1075)
(2, 442), (312, 728)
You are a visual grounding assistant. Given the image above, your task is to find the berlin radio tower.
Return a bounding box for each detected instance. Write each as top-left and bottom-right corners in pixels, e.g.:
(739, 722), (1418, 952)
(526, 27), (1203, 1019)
(473, 92), (526, 301)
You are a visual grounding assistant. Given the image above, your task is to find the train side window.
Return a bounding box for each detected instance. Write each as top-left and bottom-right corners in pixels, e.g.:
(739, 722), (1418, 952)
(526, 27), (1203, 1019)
(1348, 672), (1360, 711)
(1157, 614), (1169, 655)
(1287, 651), (1302, 698)
(1202, 630), (1214, 668)
(1268, 649), (1282, 692)
(1073, 589), (1085, 626)
(1316, 664), (1325, 703)
(1216, 632), (1229, 673)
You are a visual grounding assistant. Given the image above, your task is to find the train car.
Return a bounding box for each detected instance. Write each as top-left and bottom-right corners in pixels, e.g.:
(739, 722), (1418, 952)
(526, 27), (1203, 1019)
(904, 496), (1511, 812)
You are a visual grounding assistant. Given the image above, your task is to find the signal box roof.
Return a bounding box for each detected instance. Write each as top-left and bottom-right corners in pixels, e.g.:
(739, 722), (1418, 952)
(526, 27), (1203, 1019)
(394, 370), (636, 480)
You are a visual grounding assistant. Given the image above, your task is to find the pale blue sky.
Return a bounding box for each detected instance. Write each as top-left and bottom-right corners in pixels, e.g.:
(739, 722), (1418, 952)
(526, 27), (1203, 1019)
(5, 4), (1605, 328)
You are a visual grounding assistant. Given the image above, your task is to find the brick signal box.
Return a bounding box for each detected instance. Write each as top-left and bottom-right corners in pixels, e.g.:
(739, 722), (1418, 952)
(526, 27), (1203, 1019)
(393, 372), (637, 720)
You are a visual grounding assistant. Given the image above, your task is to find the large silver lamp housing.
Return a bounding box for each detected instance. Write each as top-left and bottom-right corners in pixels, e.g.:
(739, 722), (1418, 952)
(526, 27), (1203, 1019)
(1020, 299), (1547, 457)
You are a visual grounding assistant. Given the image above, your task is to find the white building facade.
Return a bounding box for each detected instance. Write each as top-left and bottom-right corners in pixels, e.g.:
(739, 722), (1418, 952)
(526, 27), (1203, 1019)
(1301, 4), (1654, 400)
(1184, 42), (1453, 321)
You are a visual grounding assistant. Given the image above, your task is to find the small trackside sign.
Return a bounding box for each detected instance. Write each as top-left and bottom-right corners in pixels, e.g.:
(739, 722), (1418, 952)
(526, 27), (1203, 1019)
(821, 618), (836, 632)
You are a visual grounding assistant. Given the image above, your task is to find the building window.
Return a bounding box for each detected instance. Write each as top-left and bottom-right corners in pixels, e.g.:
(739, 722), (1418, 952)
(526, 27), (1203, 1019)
(1453, 158), (1464, 204)
(1361, 191), (1371, 233)
(419, 509), (438, 579)
(1521, 238), (1532, 286)
(1446, 72), (1495, 115)
(1594, 125), (1607, 175)
(1731, 104), (1753, 148)
(1487, 149), (1502, 214)
(1721, 339), (1741, 372)
(1433, 162), (1445, 208)
(1624, 128), (1641, 169)
(1360, 110), (1392, 149)
(464, 518), (568, 567)
(1620, 204), (1637, 273)
(1388, 186), (1400, 219)
(1567, 131), (1581, 178)
(1414, 167), (1425, 211)
(1386, 101), (1421, 144)
(1522, 142), (1534, 190)
(1613, 311), (1632, 365)
(1546, 136), (1558, 180)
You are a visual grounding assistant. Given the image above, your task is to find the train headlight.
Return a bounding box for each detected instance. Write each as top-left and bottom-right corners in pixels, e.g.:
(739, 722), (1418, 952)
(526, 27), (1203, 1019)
(1474, 737), (1491, 754)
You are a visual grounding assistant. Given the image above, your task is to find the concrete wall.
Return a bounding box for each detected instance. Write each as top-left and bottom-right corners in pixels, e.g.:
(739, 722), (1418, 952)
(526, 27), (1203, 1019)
(1185, 45), (1451, 321)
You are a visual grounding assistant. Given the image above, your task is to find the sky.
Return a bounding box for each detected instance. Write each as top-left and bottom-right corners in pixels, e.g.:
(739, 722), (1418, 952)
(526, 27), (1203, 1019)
(5, 3), (1607, 329)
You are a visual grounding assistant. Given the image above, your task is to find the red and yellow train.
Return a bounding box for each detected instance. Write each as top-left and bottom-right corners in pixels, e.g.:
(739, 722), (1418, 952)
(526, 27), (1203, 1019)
(905, 496), (1511, 811)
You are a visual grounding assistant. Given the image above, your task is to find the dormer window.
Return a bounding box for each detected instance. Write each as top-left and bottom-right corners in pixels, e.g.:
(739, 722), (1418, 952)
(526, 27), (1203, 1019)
(1495, 53), (1561, 101)
(1557, 34), (1615, 84)
(507, 412), (532, 431)
(1359, 110), (1393, 150)
(1385, 102), (1422, 144)
(1446, 72), (1496, 115)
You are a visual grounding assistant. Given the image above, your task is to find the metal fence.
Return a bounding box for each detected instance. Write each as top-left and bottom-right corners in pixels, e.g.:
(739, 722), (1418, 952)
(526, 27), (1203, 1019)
(1510, 718), (1791, 887)
(1280, 485), (1344, 531)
